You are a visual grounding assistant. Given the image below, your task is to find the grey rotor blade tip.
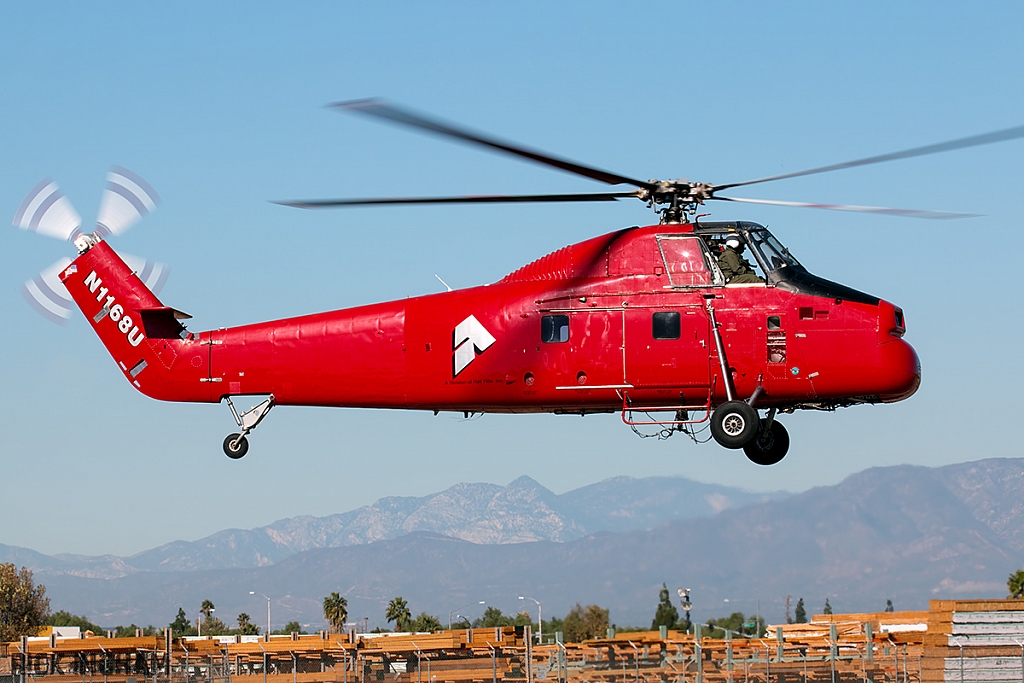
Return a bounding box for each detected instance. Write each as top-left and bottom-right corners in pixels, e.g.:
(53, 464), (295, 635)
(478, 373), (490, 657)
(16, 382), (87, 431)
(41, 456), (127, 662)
(714, 195), (979, 220)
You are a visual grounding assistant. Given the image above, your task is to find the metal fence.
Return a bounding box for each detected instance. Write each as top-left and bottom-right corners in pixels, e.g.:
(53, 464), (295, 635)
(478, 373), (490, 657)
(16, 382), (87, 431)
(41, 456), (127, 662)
(1, 624), (927, 683)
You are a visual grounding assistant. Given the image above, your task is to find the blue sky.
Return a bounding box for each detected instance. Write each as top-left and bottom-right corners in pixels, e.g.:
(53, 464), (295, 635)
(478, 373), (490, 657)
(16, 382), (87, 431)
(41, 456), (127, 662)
(1, 2), (1022, 556)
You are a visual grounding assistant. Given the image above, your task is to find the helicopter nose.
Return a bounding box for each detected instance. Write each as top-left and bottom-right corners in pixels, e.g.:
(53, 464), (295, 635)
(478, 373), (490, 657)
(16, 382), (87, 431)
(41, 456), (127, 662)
(874, 300), (920, 402)
(875, 337), (921, 402)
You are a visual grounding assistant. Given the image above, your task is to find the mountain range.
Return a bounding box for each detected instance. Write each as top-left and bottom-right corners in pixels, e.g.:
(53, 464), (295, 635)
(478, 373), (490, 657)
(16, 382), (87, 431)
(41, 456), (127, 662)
(0, 475), (781, 578)
(3, 459), (1023, 630)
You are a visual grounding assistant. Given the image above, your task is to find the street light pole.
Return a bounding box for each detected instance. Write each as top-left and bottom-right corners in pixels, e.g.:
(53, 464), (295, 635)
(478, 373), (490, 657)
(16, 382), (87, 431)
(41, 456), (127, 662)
(448, 601), (485, 630)
(677, 589), (691, 632)
(251, 592), (272, 636)
(519, 597), (542, 644)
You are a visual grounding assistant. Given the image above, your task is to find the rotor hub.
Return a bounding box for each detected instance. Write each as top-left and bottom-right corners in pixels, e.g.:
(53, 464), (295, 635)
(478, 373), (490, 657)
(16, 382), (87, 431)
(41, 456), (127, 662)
(637, 180), (716, 223)
(641, 180), (715, 203)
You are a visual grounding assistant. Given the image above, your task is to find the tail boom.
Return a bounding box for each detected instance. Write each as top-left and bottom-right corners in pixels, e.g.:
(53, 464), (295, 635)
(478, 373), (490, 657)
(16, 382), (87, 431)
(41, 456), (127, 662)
(61, 241), (217, 403)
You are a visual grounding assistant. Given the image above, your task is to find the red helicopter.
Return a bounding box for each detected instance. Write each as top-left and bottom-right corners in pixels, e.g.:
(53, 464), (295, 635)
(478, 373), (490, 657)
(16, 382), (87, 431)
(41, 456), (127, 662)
(15, 102), (1024, 464)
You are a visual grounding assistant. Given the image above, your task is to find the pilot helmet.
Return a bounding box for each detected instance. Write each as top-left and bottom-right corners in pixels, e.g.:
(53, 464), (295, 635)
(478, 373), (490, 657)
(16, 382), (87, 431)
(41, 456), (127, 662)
(725, 237), (742, 250)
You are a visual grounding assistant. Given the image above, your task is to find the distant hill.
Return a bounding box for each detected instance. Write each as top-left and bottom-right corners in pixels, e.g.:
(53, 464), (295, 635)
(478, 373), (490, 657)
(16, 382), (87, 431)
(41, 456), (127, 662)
(0, 475), (781, 577)
(24, 458), (1024, 630)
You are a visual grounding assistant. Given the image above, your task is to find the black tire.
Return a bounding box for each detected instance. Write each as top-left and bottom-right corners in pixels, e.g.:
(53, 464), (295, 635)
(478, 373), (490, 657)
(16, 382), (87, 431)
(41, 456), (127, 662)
(710, 401), (760, 449)
(743, 420), (790, 466)
(223, 433), (249, 459)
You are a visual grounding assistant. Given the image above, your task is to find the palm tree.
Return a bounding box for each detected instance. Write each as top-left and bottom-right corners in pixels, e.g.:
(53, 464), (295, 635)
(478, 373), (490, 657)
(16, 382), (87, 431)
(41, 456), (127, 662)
(385, 597), (411, 632)
(1009, 569), (1024, 599)
(200, 600), (215, 620)
(323, 592), (349, 634)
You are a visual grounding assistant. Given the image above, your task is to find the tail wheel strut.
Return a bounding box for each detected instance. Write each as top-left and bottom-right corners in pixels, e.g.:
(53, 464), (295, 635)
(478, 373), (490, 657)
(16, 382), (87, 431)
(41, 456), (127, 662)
(223, 395), (275, 459)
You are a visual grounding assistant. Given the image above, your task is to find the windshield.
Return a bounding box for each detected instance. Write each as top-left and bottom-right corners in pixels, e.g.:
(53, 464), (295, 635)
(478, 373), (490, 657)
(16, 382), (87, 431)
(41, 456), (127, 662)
(747, 229), (800, 272)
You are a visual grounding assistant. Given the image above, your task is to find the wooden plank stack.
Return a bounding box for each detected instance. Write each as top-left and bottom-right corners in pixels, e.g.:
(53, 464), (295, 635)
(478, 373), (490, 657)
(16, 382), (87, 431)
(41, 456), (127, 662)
(923, 599), (1024, 683)
(1, 605), (1021, 683)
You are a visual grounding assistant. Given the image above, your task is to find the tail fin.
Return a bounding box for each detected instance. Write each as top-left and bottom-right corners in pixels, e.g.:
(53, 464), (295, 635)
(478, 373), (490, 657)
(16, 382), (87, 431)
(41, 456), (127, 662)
(60, 239), (210, 401)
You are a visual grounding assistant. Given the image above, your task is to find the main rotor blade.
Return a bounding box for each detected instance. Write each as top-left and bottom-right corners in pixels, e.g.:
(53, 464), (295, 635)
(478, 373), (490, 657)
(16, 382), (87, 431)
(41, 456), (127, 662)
(716, 123), (1024, 191)
(713, 195), (979, 220)
(332, 99), (651, 189)
(275, 191), (639, 209)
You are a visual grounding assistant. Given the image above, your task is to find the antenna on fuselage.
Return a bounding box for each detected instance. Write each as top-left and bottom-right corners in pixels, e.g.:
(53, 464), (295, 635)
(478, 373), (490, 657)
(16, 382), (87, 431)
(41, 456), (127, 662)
(434, 274), (453, 292)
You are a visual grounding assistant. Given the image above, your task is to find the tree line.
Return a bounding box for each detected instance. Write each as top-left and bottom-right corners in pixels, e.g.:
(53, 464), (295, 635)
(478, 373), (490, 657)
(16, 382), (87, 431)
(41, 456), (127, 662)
(5, 562), (1024, 643)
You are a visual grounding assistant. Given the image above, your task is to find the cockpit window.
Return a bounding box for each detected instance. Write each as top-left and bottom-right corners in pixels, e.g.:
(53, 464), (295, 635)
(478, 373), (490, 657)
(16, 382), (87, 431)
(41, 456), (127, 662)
(704, 234), (765, 284)
(748, 229), (800, 272)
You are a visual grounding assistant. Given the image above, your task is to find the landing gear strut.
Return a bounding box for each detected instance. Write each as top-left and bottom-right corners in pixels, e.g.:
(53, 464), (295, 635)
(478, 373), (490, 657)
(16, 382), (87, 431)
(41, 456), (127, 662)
(705, 299), (790, 463)
(223, 395), (275, 459)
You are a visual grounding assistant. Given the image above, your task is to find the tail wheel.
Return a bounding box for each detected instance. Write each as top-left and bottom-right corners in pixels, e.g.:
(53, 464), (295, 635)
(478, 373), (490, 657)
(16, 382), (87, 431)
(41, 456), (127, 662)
(223, 433), (249, 459)
(743, 420), (790, 465)
(710, 401), (759, 449)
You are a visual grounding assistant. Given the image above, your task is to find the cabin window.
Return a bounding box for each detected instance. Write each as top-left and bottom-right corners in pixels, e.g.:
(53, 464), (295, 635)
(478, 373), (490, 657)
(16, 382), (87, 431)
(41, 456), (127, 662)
(767, 315), (781, 330)
(652, 312), (681, 340)
(541, 314), (570, 343)
(657, 236), (716, 287)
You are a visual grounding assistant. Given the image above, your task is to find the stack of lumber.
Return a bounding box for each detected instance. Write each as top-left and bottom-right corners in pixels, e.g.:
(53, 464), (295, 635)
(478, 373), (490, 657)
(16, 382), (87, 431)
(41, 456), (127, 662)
(357, 626), (523, 653)
(922, 599), (1024, 683)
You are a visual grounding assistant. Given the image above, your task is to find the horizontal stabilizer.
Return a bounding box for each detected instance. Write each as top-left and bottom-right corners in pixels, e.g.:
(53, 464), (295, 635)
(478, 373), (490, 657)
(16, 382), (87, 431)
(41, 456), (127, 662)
(136, 306), (192, 320)
(138, 306), (191, 339)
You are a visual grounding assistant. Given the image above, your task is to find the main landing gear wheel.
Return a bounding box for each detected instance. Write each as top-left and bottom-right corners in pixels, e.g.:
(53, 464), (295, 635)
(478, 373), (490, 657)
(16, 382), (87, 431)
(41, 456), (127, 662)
(223, 434), (249, 459)
(743, 420), (790, 466)
(710, 400), (760, 449)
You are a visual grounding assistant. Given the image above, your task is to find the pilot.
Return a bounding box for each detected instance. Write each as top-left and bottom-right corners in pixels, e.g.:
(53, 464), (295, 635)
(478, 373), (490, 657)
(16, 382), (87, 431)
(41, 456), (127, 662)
(718, 237), (764, 284)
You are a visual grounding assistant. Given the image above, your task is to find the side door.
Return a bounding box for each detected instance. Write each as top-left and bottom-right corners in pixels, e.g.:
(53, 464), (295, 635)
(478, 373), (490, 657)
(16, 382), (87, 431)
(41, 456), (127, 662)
(567, 309), (625, 388)
(622, 234), (715, 394)
(624, 304), (711, 391)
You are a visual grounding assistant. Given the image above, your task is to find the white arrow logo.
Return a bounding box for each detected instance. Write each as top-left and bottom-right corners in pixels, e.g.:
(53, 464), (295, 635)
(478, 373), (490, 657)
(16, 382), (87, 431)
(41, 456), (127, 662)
(453, 314), (496, 377)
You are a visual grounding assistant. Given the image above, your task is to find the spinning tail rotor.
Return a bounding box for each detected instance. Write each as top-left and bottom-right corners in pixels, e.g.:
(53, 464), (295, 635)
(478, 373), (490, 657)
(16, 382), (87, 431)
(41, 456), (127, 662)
(13, 180), (83, 242)
(13, 167), (168, 324)
(95, 166), (161, 237)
